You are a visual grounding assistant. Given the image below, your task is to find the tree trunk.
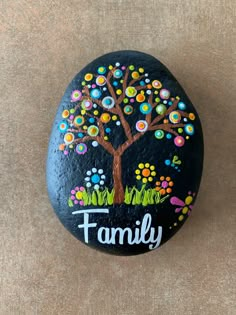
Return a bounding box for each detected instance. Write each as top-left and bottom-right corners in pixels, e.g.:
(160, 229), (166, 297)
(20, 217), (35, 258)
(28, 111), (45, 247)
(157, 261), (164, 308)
(112, 154), (124, 204)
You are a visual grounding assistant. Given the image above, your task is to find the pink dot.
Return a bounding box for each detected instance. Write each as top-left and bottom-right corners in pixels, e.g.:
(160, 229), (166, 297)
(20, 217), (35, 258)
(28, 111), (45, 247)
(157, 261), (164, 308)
(79, 201), (84, 206)
(130, 98), (134, 103)
(92, 84), (96, 88)
(174, 136), (185, 147)
(75, 187), (79, 191)
(69, 115), (74, 120)
(80, 186), (85, 191)
(121, 66), (126, 70)
(71, 190), (76, 194)
(71, 195), (75, 200)
(161, 181), (168, 188)
(64, 150), (69, 155)
(74, 200), (79, 204)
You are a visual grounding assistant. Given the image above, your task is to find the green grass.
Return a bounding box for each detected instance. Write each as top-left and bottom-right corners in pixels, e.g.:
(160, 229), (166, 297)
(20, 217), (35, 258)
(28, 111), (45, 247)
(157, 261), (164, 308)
(68, 185), (169, 207)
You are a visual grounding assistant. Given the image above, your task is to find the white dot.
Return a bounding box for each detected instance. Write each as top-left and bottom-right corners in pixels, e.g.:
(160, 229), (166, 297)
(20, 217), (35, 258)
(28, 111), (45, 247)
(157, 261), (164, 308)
(86, 171), (92, 176)
(92, 141), (98, 147)
(145, 73), (148, 77)
(93, 104), (97, 108)
(184, 118), (188, 122)
(103, 87), (107, 91)
(86, 182), (91, 188)
(145, 79), (150, 83)
(100, 180), (104, 185)
(98, 169), (103, 174)
(115, 62), (120, 67)
(87, 84), (91, 88)
(116, 121), (121, 126)
(101, 175), (105, 179)
(136, 220), (141, 225)
(94, 184), (99, 190)
(146, 90), (151, 95)
(163, 100), (167, 104)
(85, 177), (90, 181)
(92, 168), (97, 173)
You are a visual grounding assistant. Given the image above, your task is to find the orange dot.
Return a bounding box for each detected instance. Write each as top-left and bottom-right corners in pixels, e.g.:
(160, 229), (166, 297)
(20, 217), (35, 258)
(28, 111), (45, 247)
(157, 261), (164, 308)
(166, 177), (171, 181)
(160, 189), (166, 195)
(142, 168), (151, 177)
(155, 187), (160, 191)
(166, 188), (172, 194)
(136, 94), (145, 102)
(164, 119), (168, 124)
(160, 176), (164, 181)
(101, 113), (111, 123)
(59, 144), (65, 151)
(156, 181), (160, 186)
(169, 181), (174, 187)
(147, 84), (152, 89)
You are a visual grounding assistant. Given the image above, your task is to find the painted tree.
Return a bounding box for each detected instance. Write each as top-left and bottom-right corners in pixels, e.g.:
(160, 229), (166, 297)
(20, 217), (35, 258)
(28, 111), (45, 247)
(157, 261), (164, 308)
(58, 63), (196, 204)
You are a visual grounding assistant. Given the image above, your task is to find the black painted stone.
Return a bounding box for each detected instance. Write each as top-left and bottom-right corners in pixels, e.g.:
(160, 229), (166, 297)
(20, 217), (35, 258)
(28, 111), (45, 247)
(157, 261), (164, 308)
(47, 50), (204, 255)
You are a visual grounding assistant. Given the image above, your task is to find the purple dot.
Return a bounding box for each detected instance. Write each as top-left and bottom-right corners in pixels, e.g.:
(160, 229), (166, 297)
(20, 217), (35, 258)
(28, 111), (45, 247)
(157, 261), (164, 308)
(71, 190), (76, 194)
(161, 181), (168, 188)
(74, 200), (79, 204)
(130, 98), (134, 103)
(64, 150), (69, 155)
(121, 66), (126, 70)
(69, 115), (74, 120)
(71, 195), (75, 200)
(92, 84), (96, 88)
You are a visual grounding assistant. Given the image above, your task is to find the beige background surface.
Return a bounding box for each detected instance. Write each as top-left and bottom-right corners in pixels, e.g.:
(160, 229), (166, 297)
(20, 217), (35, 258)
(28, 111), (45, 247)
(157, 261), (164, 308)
(1, 1), (235, 314)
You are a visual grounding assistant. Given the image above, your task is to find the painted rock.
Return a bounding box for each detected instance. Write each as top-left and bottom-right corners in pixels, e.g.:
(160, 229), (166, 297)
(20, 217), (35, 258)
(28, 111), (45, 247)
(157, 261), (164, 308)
(47, 51), (203, 255)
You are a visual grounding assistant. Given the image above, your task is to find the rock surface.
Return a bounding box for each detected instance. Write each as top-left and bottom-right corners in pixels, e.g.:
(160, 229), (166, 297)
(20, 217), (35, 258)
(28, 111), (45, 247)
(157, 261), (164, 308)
(47, 51), (204, 255)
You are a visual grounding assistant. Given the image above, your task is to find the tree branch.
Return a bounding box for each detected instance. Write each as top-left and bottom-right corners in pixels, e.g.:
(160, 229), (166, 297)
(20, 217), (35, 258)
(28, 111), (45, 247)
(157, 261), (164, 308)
(129, 74), (146, 87)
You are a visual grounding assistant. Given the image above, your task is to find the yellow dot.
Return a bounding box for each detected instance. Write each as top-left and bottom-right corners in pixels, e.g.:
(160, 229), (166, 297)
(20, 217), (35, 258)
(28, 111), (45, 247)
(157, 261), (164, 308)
(116, 89), (122, 95)
(112, 115), (117, 121)
(135, 170), (140, 174)
(148, 177), (153, 182)
(176, 96), (180, 100)
(185, 196), (193, 205)
(178, 215), (184, 221)
(174, 223), (177, 226)
(139, 68), (144, 73)
(186, 136), (190, 140)
(69, 144), (73, 149)
(76, 191), (83, 200)
(145, 163), (150, 168)
(142, 178), (148, 183)
(83, 125), (87, 130)
(154, 91), (158, 95)
(120, 80), (124, 83)
(94, 110), (99, 115)
(138, 163), (144, 169)
(151, 171), (156, 176)
(81, 110), (86, 115)
(136, 175), (141, 180)
(104, 136), (108, 141)
(150, 165), (155, 170)
(132, 71), (139, 79)
(108, 65), (113, 70)
(182, 206), (189, 214)
(62, 110), (70, 118)
(84, 73), (93, 81)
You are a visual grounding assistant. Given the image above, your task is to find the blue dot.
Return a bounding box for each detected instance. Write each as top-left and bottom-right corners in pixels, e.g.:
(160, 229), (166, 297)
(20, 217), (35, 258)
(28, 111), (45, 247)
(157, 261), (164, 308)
(105, 128), (111, 133)
(91, 174), (100, 184)
(165, 159), (171, 166)
(166, 133), (172, 139)
(113, 81), (118, 87)
(178, 102), (186, 110)
(140, 81), (145, 86)
(175, 166), (178, 169)
(78, 133), (84, 138)
(171, 163), (175, 167)
(168, 101), (173, 106)
(89, 118), (95, 123)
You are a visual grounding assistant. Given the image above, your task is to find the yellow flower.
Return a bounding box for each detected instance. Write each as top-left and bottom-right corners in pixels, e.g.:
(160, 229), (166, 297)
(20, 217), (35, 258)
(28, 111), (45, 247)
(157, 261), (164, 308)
(135, 163), (156, 183)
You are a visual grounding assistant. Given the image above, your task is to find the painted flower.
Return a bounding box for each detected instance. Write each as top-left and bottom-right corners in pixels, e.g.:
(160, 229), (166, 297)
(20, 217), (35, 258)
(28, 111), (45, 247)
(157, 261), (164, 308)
(70, 186), (85, 206)
(135, 163), (156, 183)
(170, 191), (195, 221)
(155, 176), (174, 195)
(85, 168), (106, 190)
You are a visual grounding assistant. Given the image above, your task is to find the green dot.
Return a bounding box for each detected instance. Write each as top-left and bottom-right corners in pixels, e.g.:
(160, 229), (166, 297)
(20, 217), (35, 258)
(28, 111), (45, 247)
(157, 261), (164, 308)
(155, 97), (160, 103)
(178, 128), (183, 133)
(82, 81), (86, 86)
(129, 65), (135, 70)
(70, 109), (75, 113)
(155, 130), (165, 139)
(123, 98), (128, 104)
